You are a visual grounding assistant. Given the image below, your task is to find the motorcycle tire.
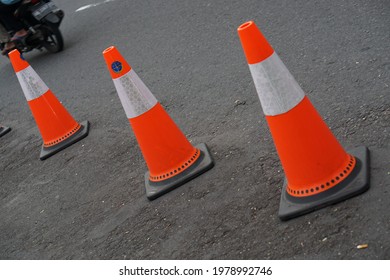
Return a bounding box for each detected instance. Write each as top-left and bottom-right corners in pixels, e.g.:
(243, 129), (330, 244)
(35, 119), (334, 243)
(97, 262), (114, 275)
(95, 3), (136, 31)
(40, 24), (64, 53)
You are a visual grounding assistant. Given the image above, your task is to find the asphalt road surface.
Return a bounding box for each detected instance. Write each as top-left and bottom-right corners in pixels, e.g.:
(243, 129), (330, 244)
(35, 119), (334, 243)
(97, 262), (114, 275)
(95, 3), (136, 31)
(0, 0), (389, 259)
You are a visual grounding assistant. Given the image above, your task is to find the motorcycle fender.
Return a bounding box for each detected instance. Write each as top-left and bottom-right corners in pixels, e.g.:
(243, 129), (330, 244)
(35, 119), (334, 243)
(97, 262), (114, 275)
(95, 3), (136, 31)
(43, 13), (62, 26)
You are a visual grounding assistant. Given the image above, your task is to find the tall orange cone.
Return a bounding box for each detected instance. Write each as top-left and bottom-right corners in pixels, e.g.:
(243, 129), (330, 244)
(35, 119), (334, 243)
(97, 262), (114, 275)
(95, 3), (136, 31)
(102, 46), (214, 200)
(237, 21), (369, 220)
(0, 125), (11, 137)
(9, 50), (89, 160)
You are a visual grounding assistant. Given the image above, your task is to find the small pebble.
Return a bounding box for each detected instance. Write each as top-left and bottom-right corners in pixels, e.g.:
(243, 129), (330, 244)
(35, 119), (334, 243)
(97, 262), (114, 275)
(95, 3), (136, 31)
(357, 244), (368, 249)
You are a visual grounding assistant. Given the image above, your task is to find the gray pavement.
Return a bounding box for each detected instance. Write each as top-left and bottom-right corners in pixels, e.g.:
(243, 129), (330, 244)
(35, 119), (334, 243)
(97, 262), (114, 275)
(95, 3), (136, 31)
(0, 0), (389, 259)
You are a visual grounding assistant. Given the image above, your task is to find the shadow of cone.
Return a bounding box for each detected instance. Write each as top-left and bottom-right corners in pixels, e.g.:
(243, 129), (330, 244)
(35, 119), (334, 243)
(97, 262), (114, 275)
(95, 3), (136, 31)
(8, 50), (89, 160)
(102, 46), (214, 200)
(237, 21), (370, 220)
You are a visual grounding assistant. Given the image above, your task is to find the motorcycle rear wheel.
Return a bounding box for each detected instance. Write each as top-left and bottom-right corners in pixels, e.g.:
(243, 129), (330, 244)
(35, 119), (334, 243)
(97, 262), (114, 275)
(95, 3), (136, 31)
(40, 24), (64, 53)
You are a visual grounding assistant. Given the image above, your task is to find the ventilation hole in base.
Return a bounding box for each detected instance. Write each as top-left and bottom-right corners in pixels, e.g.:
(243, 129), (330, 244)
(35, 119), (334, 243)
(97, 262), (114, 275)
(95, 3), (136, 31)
(288, 156), (356, 197)
(149, 149), (201, 182)
(44, 125), (81, 147)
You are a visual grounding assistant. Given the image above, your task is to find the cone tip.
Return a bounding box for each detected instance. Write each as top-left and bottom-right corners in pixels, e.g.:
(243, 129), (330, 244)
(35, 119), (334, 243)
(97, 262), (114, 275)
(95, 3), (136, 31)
(237, 21), (254, 32)
(8, 48), (20, 56)
(8, 49), (22, 63)
(237, 20), (274, 64)
(102, 45), (131, 79)
(102, 45), (116, 55)
(9, 49), (29, 72)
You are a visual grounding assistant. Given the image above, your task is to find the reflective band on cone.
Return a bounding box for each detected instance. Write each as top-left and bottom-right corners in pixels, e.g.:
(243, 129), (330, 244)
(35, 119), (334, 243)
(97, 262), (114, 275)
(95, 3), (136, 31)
(249, 52), (305, 116)
(102, 46), (214, 200)
(112, 69), (158, 119)
(237, 21), (370, 220)
(9, 50), (89, 160)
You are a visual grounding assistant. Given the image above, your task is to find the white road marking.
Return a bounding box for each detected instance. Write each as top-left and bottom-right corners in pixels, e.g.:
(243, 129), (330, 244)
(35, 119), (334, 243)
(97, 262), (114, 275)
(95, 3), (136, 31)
(76, 0), (117, 12)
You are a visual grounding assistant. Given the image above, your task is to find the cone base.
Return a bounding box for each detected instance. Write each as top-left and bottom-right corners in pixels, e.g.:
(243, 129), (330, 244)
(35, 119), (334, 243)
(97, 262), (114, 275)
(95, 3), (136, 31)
(0, 126), (11, 137)
(40, 121), (90, 160)
(279, 146), (370, 221)
(145, 143), (214, 200)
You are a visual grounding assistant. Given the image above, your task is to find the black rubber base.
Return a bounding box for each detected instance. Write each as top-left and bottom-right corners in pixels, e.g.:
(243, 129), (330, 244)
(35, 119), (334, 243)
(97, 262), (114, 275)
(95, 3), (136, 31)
(0, 126), (11, 137)
(40, 121), (90, 160)
(145, 143), (214, 200)
(279, 146), (370, 221)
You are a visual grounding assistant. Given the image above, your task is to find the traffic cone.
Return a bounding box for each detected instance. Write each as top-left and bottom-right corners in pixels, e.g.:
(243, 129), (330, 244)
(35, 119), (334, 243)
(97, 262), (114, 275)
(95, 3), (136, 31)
(102, 46), (214, 200)
(237, 21), (370, 220)
(9, 50), (89, 160)
(0, 125), (11, 137)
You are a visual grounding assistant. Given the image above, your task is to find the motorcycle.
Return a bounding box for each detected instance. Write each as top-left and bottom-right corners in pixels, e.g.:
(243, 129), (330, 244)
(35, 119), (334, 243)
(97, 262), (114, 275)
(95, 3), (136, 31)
(0, 0), (64, 56)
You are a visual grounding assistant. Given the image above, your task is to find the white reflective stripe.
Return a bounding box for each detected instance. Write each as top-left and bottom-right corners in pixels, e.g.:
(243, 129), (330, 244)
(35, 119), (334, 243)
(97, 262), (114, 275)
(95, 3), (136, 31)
(249, 52), (305, 116)
(113, 70), (158, 119)
(16, 66), (49, 101)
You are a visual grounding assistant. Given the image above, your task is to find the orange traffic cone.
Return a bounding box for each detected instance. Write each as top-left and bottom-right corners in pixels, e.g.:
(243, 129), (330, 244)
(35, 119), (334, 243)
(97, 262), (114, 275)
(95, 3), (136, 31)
(237, 21), (369, 220)
(9, 50), (89, 160)
(0, 125), (11, 137)
(102, 46), (214, 200)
